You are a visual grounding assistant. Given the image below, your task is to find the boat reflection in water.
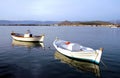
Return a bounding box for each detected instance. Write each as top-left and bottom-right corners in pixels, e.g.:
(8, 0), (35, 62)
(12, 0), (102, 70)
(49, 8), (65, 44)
(54, 51), (100, 77)
(12, 40), (44, 49)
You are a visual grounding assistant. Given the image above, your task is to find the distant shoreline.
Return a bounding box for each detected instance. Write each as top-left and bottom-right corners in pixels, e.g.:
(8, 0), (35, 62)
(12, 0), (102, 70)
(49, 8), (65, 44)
(0, 24), (119, 28)
(0, 20), (119, 27)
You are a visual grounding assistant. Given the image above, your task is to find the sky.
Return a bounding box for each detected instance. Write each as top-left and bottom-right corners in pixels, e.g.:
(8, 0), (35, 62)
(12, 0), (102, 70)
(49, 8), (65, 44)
(0, 0), (120, 21)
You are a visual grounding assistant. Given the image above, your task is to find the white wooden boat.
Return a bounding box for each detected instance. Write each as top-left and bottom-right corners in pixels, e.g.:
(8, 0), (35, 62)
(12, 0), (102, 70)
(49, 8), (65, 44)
(53, 38), (103, 64)
(54, 51), (100, 77)
(11, 31), (45, 42)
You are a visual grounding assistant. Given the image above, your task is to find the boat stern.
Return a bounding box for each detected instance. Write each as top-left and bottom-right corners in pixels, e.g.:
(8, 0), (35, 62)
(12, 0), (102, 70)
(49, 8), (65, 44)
(95, 48), (103, 64)
(39, 34), (45, 42)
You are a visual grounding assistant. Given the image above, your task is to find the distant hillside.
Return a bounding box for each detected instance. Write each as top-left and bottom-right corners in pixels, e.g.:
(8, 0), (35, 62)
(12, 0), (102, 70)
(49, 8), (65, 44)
(0, 20), (59, 24)
(0, 20), (116, 26)
(80, 21), (113, 25)
(58, 20), (113, 26)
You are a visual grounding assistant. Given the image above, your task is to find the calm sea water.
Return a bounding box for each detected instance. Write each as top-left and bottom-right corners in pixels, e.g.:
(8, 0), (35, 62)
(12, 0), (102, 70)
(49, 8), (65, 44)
(0, 26), (120, 78)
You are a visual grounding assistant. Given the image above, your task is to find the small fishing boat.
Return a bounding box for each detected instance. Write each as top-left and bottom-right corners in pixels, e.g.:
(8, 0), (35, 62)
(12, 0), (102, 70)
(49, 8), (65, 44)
(11, 30), (45, 42)
(53, 38), (103, 64)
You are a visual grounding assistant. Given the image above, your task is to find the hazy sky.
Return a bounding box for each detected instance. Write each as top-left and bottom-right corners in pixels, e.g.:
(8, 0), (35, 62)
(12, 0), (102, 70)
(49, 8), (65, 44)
(0, 0), (120, 21)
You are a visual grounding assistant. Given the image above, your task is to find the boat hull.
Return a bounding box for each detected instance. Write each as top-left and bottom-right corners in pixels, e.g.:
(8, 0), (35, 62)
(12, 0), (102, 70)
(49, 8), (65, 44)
(12, 39), (44, 48)
(11, 33), (44, 42)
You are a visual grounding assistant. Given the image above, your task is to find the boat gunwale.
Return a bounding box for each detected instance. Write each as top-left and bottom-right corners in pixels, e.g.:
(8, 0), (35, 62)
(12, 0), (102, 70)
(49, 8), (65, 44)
(11, 33), (43, 38)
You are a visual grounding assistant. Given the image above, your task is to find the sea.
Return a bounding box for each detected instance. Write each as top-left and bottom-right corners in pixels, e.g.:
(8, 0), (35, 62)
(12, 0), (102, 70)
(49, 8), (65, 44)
(0, 26), (120, 78)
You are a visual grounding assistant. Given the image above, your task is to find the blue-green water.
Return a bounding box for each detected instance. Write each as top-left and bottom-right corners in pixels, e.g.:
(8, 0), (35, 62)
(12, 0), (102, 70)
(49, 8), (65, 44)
(0, 26), (120, 78)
